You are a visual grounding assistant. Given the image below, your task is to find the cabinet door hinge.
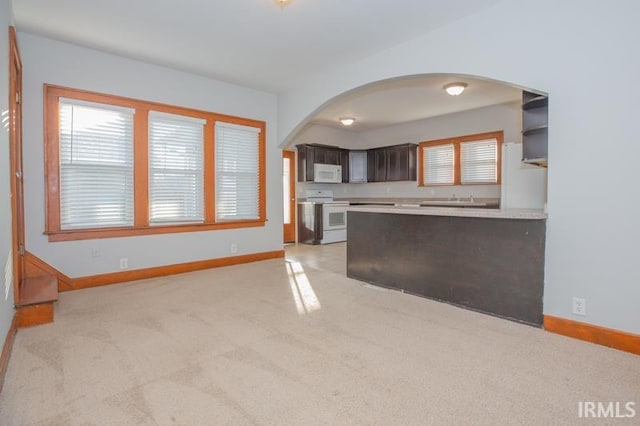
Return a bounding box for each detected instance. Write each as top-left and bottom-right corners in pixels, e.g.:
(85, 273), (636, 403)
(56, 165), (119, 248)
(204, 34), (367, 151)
(16, 92), (21, 104)
(18, 244), (25, 256)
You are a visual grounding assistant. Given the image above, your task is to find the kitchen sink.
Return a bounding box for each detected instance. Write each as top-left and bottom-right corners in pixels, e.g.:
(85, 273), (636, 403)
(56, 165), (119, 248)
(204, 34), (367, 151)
(420, 200), (484, 206)
(392, 200), (488, 208)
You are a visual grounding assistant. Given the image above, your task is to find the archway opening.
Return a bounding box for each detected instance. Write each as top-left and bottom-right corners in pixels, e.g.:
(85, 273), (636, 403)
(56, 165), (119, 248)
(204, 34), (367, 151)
(283, 74), (547, 226)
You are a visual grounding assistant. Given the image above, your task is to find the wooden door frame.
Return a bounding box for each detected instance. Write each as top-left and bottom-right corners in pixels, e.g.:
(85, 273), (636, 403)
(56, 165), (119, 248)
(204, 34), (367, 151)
(283, 150), (296, 243)
(8, 26), (24, 303)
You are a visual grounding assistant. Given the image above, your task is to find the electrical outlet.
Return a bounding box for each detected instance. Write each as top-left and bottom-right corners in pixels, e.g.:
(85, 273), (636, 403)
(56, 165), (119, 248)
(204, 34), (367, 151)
(119, 258), (128, 269)
(230, 243), (238, 254)
(572, 297), (586, 316)
(91, 248), (101, 258)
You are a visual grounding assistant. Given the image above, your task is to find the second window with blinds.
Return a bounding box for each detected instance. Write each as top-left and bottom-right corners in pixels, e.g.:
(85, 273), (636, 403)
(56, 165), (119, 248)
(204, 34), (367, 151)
(215, 123), (261, 221)
(149, 112), (205, 225)
(44, 85), (266, 241)
(419, 131), (503, 186)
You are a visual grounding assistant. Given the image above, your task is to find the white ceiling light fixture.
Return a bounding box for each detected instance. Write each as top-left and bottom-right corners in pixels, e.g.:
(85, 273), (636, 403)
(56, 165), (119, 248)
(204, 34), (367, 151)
(273, 0), (293, 9)
(339, 117), (356, 126)
(444, 82), (468, 96)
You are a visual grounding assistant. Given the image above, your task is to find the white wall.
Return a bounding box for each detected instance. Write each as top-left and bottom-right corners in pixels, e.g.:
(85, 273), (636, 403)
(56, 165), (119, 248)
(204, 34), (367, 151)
(292, 123), (360, 148)
(279, 0), (640, 334)
(354, 101), (521, 149)
(0, 0), (15, 360)
(296, 102), (535, 201)
(501, 142), (547, 209)
(19, 33), (281, 278)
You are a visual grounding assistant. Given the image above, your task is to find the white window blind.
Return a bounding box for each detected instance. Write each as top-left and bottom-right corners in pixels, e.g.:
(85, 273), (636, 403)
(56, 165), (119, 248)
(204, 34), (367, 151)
(215, 122), (260, 221)
(283, 157), (291, 225)
(59, 98), (134, 229)
(461, 138), (498, 184)
(423, 144), (454, 185)
(149, 112), (205, 224)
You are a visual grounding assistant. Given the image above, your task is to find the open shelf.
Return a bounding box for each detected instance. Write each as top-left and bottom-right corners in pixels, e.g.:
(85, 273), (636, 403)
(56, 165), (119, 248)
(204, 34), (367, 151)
(522, 125), (548, 136)
(523, 157), (548, 167)
(522, 91), (548, 166)
(523, 95), (548, 110)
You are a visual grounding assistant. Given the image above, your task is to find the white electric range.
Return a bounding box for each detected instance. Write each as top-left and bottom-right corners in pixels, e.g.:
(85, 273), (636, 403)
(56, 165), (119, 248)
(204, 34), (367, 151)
(305, 190), (349, 244)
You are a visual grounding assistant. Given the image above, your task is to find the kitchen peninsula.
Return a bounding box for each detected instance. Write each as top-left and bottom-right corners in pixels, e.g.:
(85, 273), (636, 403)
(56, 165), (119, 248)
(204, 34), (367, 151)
(346, 205), (546, 326)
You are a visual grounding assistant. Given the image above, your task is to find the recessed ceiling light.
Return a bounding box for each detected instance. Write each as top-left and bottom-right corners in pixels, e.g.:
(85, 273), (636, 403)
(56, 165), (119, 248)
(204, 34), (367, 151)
(444, 83), (468, 96)
(340, 117), (356, 126)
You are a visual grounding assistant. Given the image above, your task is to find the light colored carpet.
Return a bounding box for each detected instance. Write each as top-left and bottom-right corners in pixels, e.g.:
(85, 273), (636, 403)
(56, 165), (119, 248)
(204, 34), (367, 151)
(1, 243), (638, 425)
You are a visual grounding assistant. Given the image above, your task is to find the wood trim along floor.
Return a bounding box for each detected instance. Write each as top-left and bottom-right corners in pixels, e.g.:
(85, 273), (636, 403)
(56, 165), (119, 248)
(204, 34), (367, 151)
(24, 251), (72, 291)
(16, 304), (54, 328)
(0, 313), (17, 393)
(544, 315), (640, 356)
(62, 250), (285, 292)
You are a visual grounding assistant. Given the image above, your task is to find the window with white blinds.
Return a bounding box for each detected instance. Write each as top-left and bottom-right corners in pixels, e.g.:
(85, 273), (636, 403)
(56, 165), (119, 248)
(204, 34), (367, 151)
(423, 143), (455, 185)
(461, 138), (498, 184)
(59, 99), (134, 229)
(419, 131), (502, 187)
(215, 122), (260, 221)
(148, 112), (205, 224)
(46, 85), (266, 241)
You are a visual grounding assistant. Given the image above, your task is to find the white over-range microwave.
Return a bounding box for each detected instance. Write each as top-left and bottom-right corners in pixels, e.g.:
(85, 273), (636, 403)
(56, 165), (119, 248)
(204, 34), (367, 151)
(314, 163), (342, 183)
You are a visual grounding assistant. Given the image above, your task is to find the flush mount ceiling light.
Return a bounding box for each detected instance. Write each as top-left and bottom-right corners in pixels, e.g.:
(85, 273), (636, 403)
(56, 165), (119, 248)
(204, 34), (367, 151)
(339, 117), (356, 126)
(444, 82), (468, 96)
(273, 0), (293, 8)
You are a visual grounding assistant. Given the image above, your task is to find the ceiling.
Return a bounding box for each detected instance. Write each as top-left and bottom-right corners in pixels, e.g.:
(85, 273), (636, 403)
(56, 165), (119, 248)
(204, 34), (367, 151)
(12, 0), (504, 93)
(310, 75), (522, 132)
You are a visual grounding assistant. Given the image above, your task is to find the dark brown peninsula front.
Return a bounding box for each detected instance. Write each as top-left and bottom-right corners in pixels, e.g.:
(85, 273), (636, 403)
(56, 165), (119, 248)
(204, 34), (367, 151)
(346, 206), (547, 326)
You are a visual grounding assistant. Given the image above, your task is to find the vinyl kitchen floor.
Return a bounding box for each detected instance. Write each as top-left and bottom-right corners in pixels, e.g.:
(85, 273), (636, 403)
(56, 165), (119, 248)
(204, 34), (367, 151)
(1, 243), (639, 425)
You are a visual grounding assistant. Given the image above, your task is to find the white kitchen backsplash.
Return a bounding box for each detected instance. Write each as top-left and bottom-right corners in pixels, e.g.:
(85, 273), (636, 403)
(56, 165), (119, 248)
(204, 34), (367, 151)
(298, 181), (500, 199)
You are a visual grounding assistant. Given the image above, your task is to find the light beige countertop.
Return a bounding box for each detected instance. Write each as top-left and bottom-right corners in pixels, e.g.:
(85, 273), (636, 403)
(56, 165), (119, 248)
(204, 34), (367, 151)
(346, 204), (547, 220)
(299, 197), (501, 207)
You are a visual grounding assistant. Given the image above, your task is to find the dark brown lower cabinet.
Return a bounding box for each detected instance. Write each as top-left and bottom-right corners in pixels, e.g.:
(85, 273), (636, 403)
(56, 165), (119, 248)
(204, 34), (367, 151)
(297, 203), (323, 244)
(347, 211), (546, 326)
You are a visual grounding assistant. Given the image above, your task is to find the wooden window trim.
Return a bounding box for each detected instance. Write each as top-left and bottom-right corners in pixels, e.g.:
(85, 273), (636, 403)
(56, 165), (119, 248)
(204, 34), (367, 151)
(44, 84), (266, 242)
(418, 130), (503, 186)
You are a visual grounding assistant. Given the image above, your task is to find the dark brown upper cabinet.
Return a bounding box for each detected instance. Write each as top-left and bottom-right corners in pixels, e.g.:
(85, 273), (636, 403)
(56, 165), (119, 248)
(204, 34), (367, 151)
(367, 144), (417, 182)
(296, 144), (349, 182)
